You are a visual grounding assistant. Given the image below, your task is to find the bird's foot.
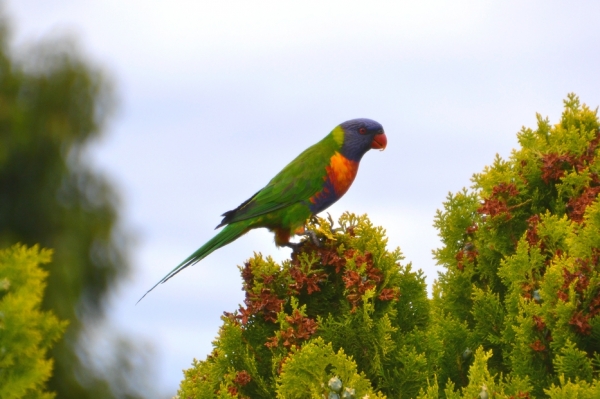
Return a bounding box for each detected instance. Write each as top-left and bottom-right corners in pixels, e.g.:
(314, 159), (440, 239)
(284, 230), (323, 249)
(309, 215), (320, 226)
(326, 213), (335, 228)
(325, 212), (346, 234)
(301, 230), (322, 247)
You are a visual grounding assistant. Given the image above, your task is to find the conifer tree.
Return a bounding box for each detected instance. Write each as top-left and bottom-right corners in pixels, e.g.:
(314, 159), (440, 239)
(0, 244), (66, 399)
(178, 213), (432, 398)
(428, 94), (600, 398)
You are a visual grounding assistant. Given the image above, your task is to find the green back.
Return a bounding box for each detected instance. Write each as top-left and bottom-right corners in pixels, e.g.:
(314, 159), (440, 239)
(224, 127), (344, 224)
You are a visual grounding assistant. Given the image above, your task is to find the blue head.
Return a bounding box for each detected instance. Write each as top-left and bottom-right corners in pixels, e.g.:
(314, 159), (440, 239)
(339, 118), (387, 162)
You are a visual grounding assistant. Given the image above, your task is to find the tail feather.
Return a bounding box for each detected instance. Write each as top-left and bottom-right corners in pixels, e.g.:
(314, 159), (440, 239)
(137, 222), (249, 303)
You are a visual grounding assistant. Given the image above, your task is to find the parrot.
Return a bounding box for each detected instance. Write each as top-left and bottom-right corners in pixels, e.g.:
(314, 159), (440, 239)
(139, 118), (386, 301)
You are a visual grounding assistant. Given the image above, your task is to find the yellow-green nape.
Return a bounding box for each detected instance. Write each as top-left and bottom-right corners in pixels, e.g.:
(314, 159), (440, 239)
(331, 125), (345, 146)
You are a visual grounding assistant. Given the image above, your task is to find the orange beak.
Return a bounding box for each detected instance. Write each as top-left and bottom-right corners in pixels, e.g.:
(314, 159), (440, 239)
(371, 132), (387, 150)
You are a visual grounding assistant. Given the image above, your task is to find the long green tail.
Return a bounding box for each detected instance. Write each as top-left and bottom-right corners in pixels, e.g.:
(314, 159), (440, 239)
(137, 221), (249, 303)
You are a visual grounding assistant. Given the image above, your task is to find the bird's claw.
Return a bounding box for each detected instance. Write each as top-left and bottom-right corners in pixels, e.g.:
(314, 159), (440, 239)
(302, 230), (322, 247)
(282, 230), (321, 249)
(324, 213), (344, 233)
(309, 215), (320, 226)
(326, 212), (336, 229)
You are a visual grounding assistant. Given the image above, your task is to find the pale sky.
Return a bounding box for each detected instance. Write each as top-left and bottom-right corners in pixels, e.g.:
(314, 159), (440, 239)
(5, 1), (600, 396)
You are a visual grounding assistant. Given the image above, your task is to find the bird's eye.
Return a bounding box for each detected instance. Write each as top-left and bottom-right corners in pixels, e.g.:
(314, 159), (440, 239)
(359, 127), (367, 135)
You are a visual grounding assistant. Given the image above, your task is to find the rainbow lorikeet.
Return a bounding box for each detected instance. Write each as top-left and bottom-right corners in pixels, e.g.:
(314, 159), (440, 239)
(141, 118), (386, 300)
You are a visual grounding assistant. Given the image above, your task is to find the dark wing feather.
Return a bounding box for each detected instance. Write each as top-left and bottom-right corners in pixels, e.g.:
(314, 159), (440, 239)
(216, 189), (261, 228)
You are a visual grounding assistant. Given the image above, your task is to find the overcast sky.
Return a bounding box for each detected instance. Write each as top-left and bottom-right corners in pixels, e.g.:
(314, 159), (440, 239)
(5, 1), (600, 396)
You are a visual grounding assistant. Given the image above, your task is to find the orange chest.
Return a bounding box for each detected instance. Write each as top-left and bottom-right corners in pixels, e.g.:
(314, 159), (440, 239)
(326, 152), (359, 197)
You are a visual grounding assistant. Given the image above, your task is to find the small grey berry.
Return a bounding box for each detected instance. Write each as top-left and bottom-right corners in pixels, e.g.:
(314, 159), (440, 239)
(341, 387), (356, 399)
(328, 376), (342, 393)
(462, 348), (472, 359)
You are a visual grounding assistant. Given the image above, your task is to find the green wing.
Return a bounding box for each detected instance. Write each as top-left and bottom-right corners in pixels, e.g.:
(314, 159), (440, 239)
(217, 131), (340, 227)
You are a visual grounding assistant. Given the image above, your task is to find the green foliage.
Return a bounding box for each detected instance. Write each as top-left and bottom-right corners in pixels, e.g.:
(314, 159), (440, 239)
(0, 244), (67, 399)
(418, 347), (532, 399)
(276, 337), (385, 399)
(431, 94), (600, 397)
(544, 375), (600, 399)
(177, 213), (431, 398)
